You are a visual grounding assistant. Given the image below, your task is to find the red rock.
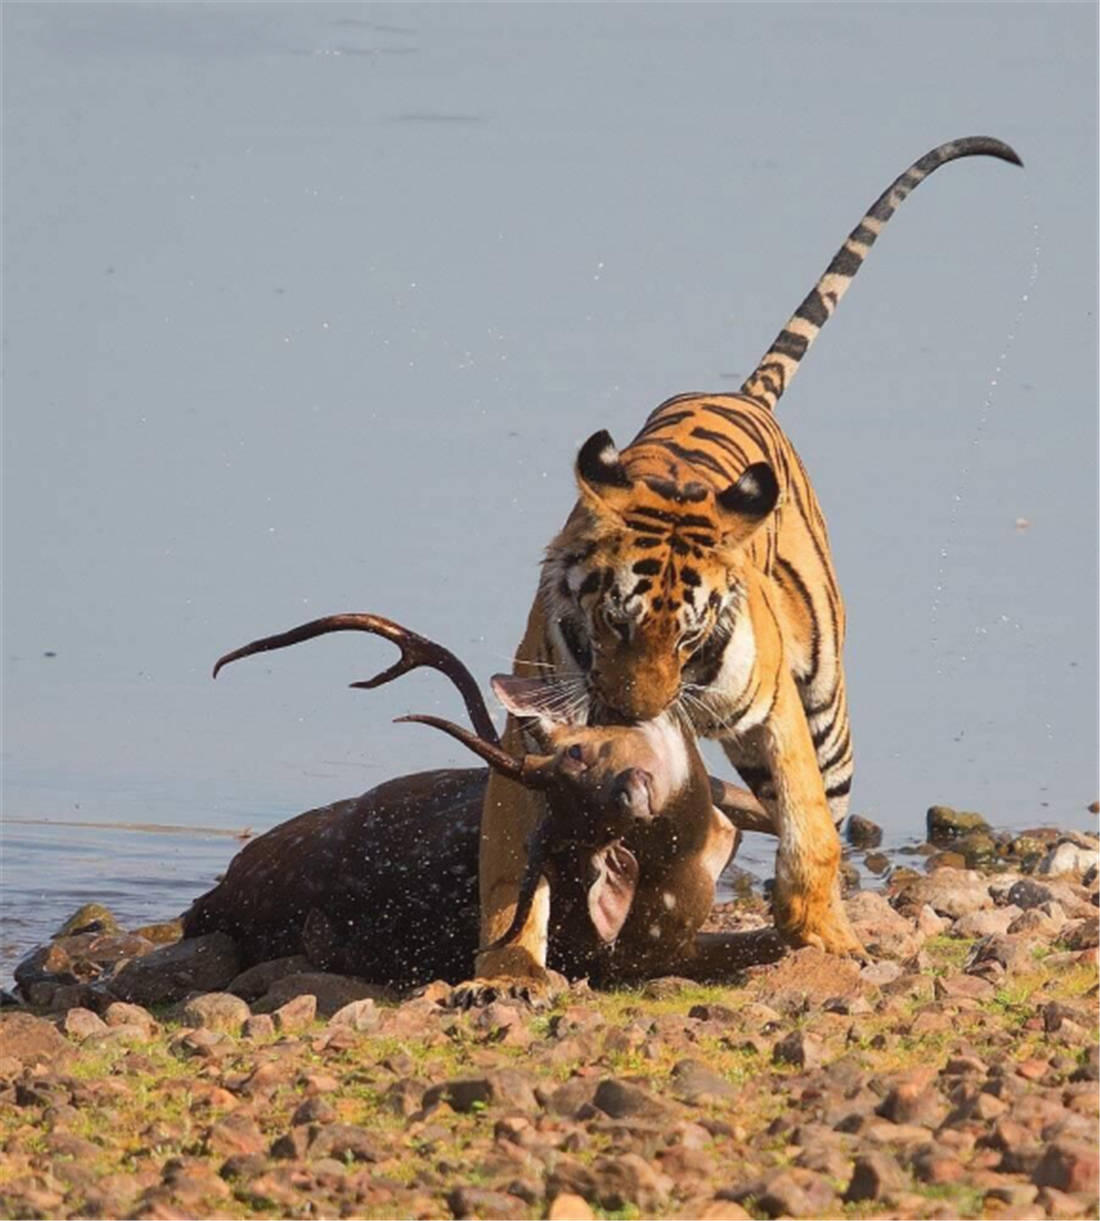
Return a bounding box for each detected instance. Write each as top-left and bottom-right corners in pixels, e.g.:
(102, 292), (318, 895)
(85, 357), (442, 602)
(546, 1193), (595, 1220)
(271, 994), (316, 1032)
(0, 1013), (74, 1066)
(844, 1152), (906, 1202)
(1032, 1138), (1099, 1194)
(755, 1168), (837, 1218)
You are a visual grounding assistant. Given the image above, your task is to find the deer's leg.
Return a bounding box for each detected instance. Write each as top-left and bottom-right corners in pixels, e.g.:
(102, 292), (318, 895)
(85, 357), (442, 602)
(471, 715), (551, 986)
(723, 670), (862, 956)
(681, 929), (789, 979)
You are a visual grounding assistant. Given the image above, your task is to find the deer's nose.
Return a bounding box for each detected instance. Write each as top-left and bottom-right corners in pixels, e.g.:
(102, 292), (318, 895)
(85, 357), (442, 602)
(612, 767), (654, 820)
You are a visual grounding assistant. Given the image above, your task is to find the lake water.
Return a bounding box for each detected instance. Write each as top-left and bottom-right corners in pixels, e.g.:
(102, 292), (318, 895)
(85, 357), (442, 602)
(3, 3), (1097, 975)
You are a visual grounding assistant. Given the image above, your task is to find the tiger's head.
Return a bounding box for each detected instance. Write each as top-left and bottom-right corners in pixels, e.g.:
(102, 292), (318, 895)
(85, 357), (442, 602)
(542, 428), (781, 723)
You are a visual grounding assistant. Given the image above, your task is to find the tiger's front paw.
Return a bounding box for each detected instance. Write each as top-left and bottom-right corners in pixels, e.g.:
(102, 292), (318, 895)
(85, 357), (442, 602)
(774, 888), (867, 960)
(448, 969), (568, 1011)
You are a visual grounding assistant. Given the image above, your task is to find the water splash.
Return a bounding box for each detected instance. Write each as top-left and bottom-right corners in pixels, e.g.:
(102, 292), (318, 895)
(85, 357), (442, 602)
(929, 209), (1041, 676)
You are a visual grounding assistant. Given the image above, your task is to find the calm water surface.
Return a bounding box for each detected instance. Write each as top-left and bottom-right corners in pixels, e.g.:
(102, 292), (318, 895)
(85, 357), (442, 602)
(3, 3), (1097, 974)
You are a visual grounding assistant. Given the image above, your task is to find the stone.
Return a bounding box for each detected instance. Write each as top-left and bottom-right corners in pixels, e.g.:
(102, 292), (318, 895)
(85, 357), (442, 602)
(308, 1123), (387, 1163)
(592, 1077), (675, 1121)
(447, 1186), (528, 1219)
(182, 993), (250, 1035)
(109, 934), (239, 1006)
(845, 890), (923, 959)
(271, 994), (316, 1032)
(62, 1007), (108, 1040)
(254, 972), (389, 1017)
(1038, 840), (1099, 878)
(1032, 1138), (1099, 1194)
(590, 1152), (672, 1212)
(875, 1069), (947, 1127)
(131, 919), (183, 945)
(773, 1030), (826, 1070)
(670, 1059), (737, 1105)
(290, 1096), (335, 1126)
(226, 956), (312, 1001)
(844, 1151), (906, 1202)
(545, 1077), (598, 1118)
(953, 906), (1024, 938)
(241, 1014), (275, 1040)
(927, 806), (990, 842)
(202, 1114), (266, 1158)
(328, 998), (379, 1031)
(846, 814), (883, 847)
(424, 1069), (537, 1114)
(55, 902), (119, 937)
(756, 1168), (837, 1218)
(934, 972), (995, 1002)
(0, 1012), (73, 1066)
(899, 867), (993, 919)
(546, 1192), (595, 1220)
(1006, 878), (1055, 909)
(103, 1001), (159, 1037)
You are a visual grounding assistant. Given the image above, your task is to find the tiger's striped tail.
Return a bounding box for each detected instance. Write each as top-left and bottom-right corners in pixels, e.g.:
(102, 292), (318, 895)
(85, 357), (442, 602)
(739, 136), (1023, 412)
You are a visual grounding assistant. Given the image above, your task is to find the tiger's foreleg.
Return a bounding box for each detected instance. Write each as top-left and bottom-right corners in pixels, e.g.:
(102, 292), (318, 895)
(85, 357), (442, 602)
(732, 671), (863, 957)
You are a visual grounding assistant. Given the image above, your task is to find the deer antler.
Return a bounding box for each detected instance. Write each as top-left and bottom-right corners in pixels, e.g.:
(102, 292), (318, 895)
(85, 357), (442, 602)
(213, 612), (500, 745)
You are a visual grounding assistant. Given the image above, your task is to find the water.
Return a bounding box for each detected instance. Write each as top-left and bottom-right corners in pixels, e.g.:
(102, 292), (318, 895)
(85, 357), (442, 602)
(3, 3), (1097, 974)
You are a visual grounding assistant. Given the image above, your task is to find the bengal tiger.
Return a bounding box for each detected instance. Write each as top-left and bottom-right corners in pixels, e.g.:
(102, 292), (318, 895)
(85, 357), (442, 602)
(476, 136), (1022, 986)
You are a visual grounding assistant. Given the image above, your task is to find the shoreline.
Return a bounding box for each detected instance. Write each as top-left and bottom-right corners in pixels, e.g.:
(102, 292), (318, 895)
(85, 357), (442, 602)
(1, 813), (1097, 1220)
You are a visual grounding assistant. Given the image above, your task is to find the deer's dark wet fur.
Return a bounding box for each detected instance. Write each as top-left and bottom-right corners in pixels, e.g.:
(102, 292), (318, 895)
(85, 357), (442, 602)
(191, 612), (785, 990)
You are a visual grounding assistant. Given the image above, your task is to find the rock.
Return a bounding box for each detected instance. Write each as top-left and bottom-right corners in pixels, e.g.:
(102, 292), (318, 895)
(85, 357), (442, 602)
(291, 1096), (335, 1126)
(1007, 878), (1055, 909)
(254, 972), (389, 1017)
(965, 935), (1039, 977)
(875, 1069), (947, 1127)
(182, 993), (251, 1035)
(916, 904), (950, 936)
(103, 1001), (159, 1037)
(670, 1059), (737, 1105)
(546, 1192), (595, 1220)
(55, 903), (119, 937)
(846, 815), (883, 848)
(898, 867), (992, 919)
(241, 1014), (275, 1040)
(755, 1168), (837, 1218)
(1038, 840), (1099, 878)
(328, 998), (379, 1031)
(844, 1151), (906, 1202)
(0, 1012), (74, 1066)
(592, 1077), (675, 1121)
(131, 919), (183, 945)
(845, 891), (923, 959)
(747, 946), (864, 1009)
(953, 906), (1024, 938)
(955, 831), (999, 869)
(545, 1076), (598, 1118)
(271, 994), (316, 1032)
(934, 972), (995, 1002)
(62, 1007), (108, 1040)
(1032, 1139), (1099, 1193)
(308, 1123), (387, 1163)
(773, 1030), (826, 1070)
(927, 806), (990, 842)
(864, 852), (890, 874)
(590, 1153), (672, 1212)
(202, 1114), (266, 1158)
(424, 1069), (537, 1114)
(226, 956), (312, 1001)
(109, 933), (239, 1005)
(448, 1186), (528, 1219)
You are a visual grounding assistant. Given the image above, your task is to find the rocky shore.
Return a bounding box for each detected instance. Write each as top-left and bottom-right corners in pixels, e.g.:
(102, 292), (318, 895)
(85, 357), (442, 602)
(1, 812), (1097, 1220)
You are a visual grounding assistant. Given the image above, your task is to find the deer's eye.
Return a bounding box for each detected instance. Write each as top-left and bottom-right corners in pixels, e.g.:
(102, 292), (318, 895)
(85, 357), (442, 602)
(567, 744), (584, 762)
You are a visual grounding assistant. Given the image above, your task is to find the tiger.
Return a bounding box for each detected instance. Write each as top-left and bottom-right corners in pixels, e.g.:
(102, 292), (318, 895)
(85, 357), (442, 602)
(476, 136), (1023, 986)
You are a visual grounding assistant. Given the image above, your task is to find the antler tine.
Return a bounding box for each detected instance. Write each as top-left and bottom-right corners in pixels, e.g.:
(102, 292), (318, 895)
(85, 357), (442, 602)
(213, 612), (500, 746)
(395, 714), (544, 787)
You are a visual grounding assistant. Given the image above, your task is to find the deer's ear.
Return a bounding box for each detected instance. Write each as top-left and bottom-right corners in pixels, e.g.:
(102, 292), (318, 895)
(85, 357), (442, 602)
(490, 674), (583, 727)
(714, 462), (781, 548)
(586, 842), (638, 943)
(575, 430), (634, 518)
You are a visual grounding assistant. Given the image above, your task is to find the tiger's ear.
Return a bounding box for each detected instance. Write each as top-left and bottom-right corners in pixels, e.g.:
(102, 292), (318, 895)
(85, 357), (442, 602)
(714, 462), (781, 547)
(575, 430), (635, 518)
